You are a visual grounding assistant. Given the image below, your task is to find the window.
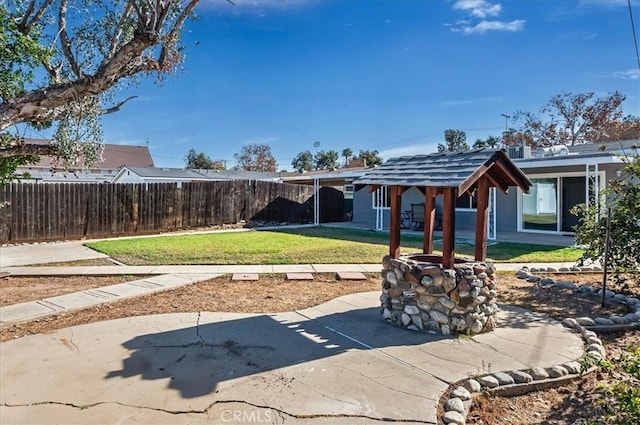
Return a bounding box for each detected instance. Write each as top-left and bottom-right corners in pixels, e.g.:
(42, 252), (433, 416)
(456, 191), (477, 209)
(343, 184), (354, 200)
(371, 186), (390, 209)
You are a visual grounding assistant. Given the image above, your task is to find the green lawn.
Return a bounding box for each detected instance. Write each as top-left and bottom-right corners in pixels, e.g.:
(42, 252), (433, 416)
(85, 226), (583, 265)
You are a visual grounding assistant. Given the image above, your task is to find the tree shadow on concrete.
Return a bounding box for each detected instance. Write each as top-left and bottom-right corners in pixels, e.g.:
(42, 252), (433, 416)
(105, 305), (449, 398)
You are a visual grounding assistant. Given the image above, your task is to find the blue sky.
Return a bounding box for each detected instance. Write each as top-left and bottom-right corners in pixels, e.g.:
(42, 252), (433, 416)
(96, 0), (639, 168)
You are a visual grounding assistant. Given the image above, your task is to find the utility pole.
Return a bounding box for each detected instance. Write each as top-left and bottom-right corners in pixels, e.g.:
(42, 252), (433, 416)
(500, 114), (510, 132)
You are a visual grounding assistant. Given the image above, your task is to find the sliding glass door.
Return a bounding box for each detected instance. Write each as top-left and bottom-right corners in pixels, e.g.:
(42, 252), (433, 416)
(522, 178), (558, 231)
(520, 174), (589, 233)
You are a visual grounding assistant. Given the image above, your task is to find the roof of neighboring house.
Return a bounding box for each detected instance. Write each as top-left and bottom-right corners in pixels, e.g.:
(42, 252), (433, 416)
(281, 166), (371, 186)
(568, 138), (639, 154)
(193, 169), (282, 182)
(355, 149), (532, 194)
(113, 166), (209, 181)
(20, 170), (110, 183)
(20, 138), (154, 169)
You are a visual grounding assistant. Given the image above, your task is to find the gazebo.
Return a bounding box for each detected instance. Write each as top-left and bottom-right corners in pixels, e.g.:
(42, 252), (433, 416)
(355, 149), (532, 335)
(355, 149), (532, 267)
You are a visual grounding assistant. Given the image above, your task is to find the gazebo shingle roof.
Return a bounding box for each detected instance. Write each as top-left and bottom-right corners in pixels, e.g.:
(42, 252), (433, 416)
(355, 148), (531, 195)
(354, 148), (532, 265)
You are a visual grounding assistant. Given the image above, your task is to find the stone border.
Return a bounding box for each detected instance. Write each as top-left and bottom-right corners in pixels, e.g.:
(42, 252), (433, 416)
(438, 266), (640, 425)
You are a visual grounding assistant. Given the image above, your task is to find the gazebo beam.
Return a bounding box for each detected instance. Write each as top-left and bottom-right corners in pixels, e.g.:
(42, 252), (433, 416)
(442, 187), (456, 268)
(389, 185), (403, 258)
(423, 187), (437, 254)
(474, 177), (490, 261)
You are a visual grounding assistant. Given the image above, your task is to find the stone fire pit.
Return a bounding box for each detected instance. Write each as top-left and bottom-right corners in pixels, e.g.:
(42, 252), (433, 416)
(379, 254), (498, 335)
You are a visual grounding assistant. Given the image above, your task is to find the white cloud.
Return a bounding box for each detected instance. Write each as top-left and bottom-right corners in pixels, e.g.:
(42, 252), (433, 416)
(453, 0), (502, 19)
(450, 1), (524, 35)
(452, 19), (525, 35)
(590, 69), (640, 80)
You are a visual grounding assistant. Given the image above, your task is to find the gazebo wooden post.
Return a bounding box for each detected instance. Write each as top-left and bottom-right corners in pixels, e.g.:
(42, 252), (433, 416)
(389, 185), (402, 258)
(423, 187), (436, 254)
(442, 187), (456, 268)
(474, 177), (490, 261)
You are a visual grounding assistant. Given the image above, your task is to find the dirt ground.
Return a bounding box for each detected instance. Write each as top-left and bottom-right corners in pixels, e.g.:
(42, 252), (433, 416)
(0, 270), (638, 424)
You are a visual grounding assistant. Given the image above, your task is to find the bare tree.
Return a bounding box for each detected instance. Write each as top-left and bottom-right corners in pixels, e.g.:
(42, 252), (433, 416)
(511, 91), (629, 147)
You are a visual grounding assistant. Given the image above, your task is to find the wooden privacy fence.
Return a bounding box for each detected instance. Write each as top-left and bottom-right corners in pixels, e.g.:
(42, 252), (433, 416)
(0, 181), (344, 243)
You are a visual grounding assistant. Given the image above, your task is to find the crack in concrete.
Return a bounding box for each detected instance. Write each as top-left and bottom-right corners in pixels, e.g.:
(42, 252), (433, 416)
(196, 311), (204, 346)
(68, 328), (79, 355)
(1, 400), (436, 423)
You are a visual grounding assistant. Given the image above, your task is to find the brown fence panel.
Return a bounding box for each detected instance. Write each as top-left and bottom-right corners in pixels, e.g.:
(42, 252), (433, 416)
(0, 180), (344, 243)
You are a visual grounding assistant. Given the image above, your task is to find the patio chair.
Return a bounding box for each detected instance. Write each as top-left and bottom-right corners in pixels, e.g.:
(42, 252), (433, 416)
(411, 204), (443, 231)
(411, 204), (424, 230)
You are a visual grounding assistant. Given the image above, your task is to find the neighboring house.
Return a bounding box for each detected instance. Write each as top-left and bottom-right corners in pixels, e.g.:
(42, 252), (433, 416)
(353, 139), (638, 236)
(16, 138), (154, 183)
(110, 167), (283, 185)
(110, 166), (214, 185)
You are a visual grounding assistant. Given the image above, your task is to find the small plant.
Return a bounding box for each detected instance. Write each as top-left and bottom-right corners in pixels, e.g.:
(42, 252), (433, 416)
(589, 345), (640, 425)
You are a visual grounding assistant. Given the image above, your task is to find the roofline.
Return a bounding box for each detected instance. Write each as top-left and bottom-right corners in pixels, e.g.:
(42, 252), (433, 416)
(282, 170), (368, 181)
(515, 155), (623, 168)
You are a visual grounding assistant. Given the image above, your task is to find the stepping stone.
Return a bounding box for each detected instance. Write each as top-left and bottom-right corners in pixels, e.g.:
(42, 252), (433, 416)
(232, 273), (259, 281)
(286, 273), (314, 280)
(336, 272), (367, 280)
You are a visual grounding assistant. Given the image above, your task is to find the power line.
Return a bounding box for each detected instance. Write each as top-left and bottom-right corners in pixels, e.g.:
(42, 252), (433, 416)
(629, 0), (640, 71)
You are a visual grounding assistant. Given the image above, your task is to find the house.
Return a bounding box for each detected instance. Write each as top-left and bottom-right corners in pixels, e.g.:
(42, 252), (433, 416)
(16, 138), (154, 183)
(353, 139), (638, 237)
(110, 166), (283, 185)
(110, 166), (214, 185)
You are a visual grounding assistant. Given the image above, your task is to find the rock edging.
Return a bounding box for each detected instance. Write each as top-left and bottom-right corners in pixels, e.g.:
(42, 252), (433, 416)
(438, 265), (640, 425)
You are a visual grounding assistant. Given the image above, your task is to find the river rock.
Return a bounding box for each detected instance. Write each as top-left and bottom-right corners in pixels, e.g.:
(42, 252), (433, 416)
(451, 386), (472, 400)
(493, 371), (515, 385)
(530, 367), (549, 380)
(548, 365), (568, 378)
(442, 410), (465, 425)
(444, 397), (464, 413)
(464, 379), (481, 393)
(478, 375), (499, 388)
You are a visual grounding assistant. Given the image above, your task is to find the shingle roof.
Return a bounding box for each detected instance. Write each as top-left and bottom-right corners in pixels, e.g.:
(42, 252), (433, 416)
(123, 166), (206, 179)
(193, 169), (282, 181)
(21, 138), (154, 169)
(568, 139), (639, 154)
(355, 149), (531, 194)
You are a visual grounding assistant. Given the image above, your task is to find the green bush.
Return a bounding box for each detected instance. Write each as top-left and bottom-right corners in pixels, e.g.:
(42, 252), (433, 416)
(572, 147), (640, 285)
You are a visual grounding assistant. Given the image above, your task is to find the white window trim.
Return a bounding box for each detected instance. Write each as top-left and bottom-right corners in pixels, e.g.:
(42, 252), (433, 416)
(517, 170), (606, 234)
(371, 186), (391, 210)
(455, 191), (476, 211)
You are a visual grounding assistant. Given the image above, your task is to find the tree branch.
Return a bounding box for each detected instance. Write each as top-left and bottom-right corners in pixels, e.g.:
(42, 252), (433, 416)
(100, 96), (138, 115)
(108, 3), (135, 59)
(58, 0), (83, 78)
(0, 141), (58, 159)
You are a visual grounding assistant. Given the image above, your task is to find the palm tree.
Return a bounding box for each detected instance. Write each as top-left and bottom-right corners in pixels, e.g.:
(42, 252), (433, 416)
(342, 148), (353, 166)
